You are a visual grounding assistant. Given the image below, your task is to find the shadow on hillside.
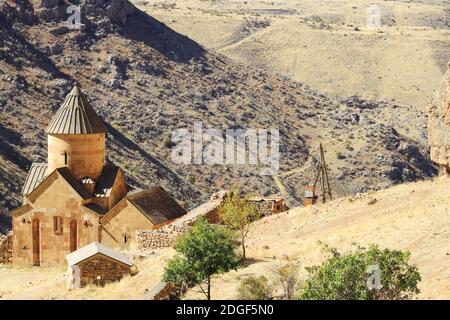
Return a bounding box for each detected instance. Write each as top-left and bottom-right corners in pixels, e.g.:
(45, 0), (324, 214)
(105, 123), (202, 199)
(0, 124), (30, 170)
(0, 23), (69, 79)
(241, 258), (267, 268)
(121, 9), (206, 63)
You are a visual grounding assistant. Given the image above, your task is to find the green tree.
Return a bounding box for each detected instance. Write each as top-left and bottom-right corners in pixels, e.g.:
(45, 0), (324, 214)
(162, 217), (240, 300)
(238, 275), (273, 300)
(218, 190), (261, 259)
(299, 243), (421, 300)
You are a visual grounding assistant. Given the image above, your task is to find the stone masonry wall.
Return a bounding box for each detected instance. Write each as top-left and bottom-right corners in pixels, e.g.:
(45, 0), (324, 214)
(136, 191), (228, 251)
(78, 254), (130, 287)
(0, 233), (13, 264)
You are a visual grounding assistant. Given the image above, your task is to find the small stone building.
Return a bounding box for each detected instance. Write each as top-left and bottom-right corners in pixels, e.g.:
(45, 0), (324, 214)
(247, 196), (288, 216)
(66, 242), (133, 287)
(11, 85), (187, 267)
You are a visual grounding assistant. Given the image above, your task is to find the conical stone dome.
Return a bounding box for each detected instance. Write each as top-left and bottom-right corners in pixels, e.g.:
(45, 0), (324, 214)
(45, 85), (106, 135)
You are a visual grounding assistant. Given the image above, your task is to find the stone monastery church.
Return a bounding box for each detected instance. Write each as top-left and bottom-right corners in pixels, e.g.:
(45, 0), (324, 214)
(11, 85), (187, 267)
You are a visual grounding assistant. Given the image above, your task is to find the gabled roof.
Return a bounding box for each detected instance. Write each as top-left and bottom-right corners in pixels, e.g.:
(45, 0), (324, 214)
(45, 85), (106, 134)
(94, 166), (122, 197)
(27, 167), (92, 203)
(127, 187), (187, 225)
(66, 242), (132, 267)
(22, 163), (48, 196)
(56, 167), (92, 199)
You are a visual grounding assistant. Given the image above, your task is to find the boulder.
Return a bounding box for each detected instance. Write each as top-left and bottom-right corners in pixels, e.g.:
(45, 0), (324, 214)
(427, 61), (450, 174)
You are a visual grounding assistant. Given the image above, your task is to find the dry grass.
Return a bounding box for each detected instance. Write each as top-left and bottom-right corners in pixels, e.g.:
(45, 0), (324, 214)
(1, 176), (449, 299)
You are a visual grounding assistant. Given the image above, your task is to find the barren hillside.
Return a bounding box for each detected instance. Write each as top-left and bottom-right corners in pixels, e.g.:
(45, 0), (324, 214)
(136, 0), (450, 110)
(0, 0), (438, 229)
(0, 176), (448, 299)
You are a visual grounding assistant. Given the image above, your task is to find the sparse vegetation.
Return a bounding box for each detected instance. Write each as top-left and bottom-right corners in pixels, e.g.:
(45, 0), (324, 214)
(299, 243), (421, 300)
(238, 275), (273, 300)
(218, 190), (261, 259)
(162, 218), (240, 300)
(272, 263), (302, 300)
(336, 151), (345, 159)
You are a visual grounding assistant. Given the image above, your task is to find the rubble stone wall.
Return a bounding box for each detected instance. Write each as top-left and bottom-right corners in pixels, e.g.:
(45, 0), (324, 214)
(0, 233), (13, 264)
(136, 191), (227, 251)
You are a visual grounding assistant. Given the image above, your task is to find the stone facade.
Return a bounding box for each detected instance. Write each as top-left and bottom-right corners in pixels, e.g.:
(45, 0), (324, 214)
(101, 199), (169, 249)
(48, 133), (105, 180)
(0, 233), (13, 264)
(75, 254), (131, 287)
(13, 172), (101, 267)
(428, 60), (450, 174)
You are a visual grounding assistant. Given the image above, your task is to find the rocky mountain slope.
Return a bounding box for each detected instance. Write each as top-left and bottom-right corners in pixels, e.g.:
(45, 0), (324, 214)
(0, 0), (437, 227)
(428, 60), (450, 173)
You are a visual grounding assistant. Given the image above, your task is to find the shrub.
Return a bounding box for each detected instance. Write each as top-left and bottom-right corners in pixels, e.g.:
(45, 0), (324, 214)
(299, 243), (421, 300)
(238, 275), (273, 300)
(272, 263), (302, 300)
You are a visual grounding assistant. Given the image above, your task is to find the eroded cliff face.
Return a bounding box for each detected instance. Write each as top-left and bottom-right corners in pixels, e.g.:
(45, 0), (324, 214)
(37, 0), (135, 25)
(428, 61), (450, 174)
(1, 0), (135, 27)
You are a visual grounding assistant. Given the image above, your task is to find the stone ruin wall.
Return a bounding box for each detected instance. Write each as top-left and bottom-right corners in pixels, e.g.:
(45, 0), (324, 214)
(136, 208), (219, 251)
(0, 233), (13, 265)
(136, 224), (189, 251)
(136, 193), (224, 252)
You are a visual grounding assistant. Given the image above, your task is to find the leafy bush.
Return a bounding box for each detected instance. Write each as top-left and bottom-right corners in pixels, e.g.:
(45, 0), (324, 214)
(238, 276), (273, 300)
(299, 243), (421, 300)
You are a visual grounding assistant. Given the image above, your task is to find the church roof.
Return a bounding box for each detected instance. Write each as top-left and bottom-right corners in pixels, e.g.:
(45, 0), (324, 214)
(66, 242), (133, 267)
(94, 166), (122, 198)
(22, 163), (48, 196)
(127, 187), (187, 225)
(56, 167), (93, 199)
(24, 167), (93, 205)
(45, 85), (106, 135)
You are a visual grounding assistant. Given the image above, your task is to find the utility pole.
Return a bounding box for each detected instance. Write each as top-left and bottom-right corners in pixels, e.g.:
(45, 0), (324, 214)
(313, 143), (332, 203)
